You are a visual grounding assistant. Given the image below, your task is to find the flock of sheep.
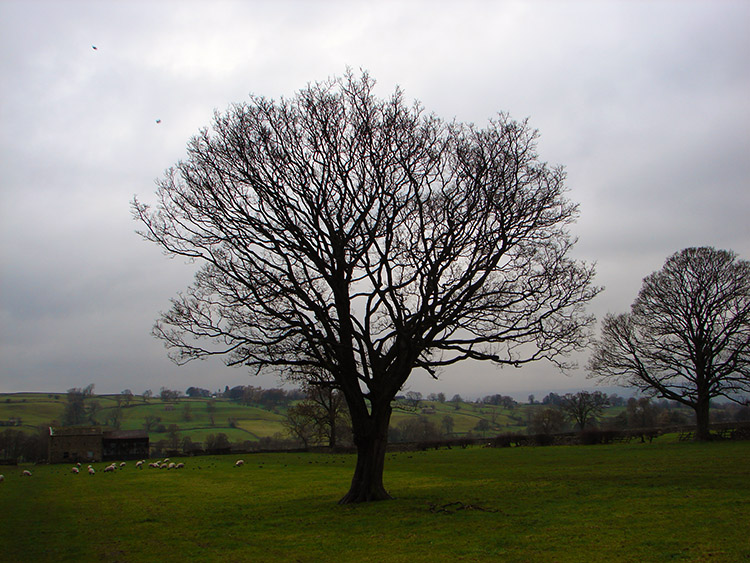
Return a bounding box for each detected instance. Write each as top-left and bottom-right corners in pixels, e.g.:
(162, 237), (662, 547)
(0, 458), (247, 481)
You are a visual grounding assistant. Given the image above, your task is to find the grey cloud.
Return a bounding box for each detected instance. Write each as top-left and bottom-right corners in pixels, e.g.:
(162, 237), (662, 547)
(1, 0), (748, 397)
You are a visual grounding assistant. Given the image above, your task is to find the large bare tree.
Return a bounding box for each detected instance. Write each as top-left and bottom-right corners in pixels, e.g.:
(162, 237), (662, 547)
(134, 71), (599, 503)
(588, 247), (750, 440)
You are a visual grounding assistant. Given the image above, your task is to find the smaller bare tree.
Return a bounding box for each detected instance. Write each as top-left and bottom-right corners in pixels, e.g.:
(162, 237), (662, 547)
(284, 404), (320, 448)
(86, 400), (102, 425)
(441, 415), (455, 436)
(107, 407), (123, 430)
(529, 407), (566, 435)
(560, 391), (608, 430)
(626, 397), (657, 428)
(285, 383), (351, 448)
(121, 390), (133, 407)
(589, 247), (750, 440)
(143, 415), (161, 432)
(404, 391), (423, 411)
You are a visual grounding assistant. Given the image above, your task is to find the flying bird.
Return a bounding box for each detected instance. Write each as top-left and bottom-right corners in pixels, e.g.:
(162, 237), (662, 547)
(92, 45), (98, 50)
(155, 119), (162, 124)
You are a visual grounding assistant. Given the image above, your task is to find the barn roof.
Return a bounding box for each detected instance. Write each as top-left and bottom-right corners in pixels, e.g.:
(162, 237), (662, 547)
(103, 430), (148, 440)
(48, 428), (149, 440)
(49, 426), (102, 437)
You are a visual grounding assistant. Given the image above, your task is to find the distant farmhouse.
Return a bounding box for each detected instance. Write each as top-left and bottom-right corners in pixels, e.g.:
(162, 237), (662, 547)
(48, 427), (149, 464)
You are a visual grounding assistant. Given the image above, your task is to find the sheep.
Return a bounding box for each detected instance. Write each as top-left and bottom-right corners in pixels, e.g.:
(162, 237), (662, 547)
(88, 467), (95, 475)
(175, 462), (185, 469)
(22, 470), (32, 477)
(71, 467), (80, 474)
(104, 465), (115, 473)
(0, 475), (4, 482)
(235, 459), (244, 467)
(135, 460), (143, 469)
(120, 462), (126, 468)
(168, 462), (176, 470)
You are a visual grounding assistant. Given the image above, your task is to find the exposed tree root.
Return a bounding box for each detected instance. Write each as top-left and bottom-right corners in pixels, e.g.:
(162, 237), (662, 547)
(426, 501), (498, 514)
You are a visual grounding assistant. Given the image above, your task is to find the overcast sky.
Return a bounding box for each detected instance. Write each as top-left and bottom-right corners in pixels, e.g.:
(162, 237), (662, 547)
(1, 0), (748, 400)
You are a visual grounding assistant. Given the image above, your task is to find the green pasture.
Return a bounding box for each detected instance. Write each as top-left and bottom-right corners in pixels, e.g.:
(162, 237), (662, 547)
(0, 393), (68, 428)
(0, 393), (539, 446)
(1, 440), (747, 562)
(391, 400), (530, 435)
(0, 393), (289, 442)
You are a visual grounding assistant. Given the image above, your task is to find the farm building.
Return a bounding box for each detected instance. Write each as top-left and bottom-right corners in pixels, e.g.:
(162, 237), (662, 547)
(102, 430), (150, 460)
(48, 427), (149, 464)
(48, 427), (102, 463)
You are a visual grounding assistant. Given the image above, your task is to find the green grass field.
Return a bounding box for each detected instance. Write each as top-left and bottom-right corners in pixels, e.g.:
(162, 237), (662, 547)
(1, 440), (747, 562)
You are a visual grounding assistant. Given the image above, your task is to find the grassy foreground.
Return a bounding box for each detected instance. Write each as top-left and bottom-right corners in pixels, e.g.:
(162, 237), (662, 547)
(1, 441), (748, 562)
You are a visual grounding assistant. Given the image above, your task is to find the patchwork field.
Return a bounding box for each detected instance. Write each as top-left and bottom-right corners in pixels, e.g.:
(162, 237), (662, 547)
(0, 392), (556, 448)
(1, 440), (747, 562)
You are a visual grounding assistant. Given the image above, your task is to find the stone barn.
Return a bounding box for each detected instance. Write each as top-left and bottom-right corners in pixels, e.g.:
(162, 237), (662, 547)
(48, 427), (149, 464)
(48, 427), (104, 464)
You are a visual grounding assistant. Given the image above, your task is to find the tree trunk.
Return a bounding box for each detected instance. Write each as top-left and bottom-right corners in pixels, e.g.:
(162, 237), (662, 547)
(328, 410), (337, 449)
(694, 399), (712, 441)
(338, 404), (392, 504)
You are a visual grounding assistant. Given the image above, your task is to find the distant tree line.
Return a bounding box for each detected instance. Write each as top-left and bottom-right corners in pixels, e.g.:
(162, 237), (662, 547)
(0, 427), (48, 463)
(223, 385), (305, 407)
(529, 392), (750, 437)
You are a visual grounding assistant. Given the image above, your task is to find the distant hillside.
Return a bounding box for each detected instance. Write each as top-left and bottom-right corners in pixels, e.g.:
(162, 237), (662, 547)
(0, 392), (287, 446)
(0, 390), (631, 451)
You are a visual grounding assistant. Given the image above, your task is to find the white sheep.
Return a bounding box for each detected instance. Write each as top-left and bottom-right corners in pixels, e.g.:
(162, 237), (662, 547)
(235, 459), (244, 467)
(175, 462), (185, 469)
(120, 462), (126, 468)
(168, 462), (176, 470)
(88, 467), (95, 475)
(71, 467), (80, 474)
(0, 474), (4, 482)
(135, 460), (143, 469)
(22, 470), (32, 477)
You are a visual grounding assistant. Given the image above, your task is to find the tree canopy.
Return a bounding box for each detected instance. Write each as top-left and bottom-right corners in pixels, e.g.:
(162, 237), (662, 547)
(134, 71), (599, 502)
